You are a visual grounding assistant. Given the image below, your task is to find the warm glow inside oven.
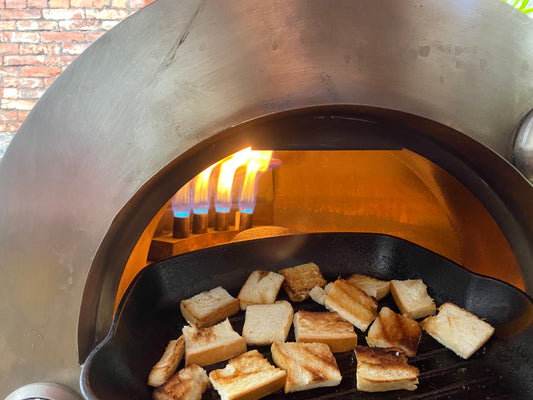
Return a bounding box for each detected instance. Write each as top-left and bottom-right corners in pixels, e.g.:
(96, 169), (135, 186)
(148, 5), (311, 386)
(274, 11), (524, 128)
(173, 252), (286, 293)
(115, 148), (523, 311)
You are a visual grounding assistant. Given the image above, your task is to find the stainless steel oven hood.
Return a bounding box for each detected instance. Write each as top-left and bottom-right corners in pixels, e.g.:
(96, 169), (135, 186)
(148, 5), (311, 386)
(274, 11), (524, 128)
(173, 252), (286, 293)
(0, 0), (532, 398)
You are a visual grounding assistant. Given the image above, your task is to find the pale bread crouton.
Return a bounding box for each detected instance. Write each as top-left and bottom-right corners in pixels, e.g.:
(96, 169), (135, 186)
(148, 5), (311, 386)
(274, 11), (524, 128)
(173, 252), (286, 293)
(238, 270), (285, 310)
(309, 282), (333, 306)
(354, 346), (419, 392)
(293, 311), (358, 353)
(153, 364), (210, 400)
(390, 279), (436, 319)
(180, 286), (239, 328)
(242, 301), (294, 346)
(148, 335), (185, 387)
(183, 319), (246, 367)
(271, 342), (342, 393)
(420, 302), (495, 359)
(325, 279), (378, 332)
(347, 273), (390, 300)
(209, 350), (287, 400)
(366, 307), (422, 357)
(278, 262), (327, 302)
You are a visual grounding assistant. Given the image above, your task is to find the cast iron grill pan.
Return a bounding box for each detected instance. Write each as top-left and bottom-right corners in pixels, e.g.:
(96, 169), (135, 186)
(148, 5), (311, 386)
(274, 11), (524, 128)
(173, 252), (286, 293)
(81, 233), (533, 399)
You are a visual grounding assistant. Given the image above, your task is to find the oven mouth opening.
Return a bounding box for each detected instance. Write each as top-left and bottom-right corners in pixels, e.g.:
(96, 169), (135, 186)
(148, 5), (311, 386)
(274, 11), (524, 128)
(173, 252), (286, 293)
(78, 105), (533, 363)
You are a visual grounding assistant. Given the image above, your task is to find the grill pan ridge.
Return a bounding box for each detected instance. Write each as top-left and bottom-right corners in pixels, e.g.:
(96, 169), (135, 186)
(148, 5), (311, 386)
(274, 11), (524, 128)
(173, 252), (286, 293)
(81, 233), (533, 399)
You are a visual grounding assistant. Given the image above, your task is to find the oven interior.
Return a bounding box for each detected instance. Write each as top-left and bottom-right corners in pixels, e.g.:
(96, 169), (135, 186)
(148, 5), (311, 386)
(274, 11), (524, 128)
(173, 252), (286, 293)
(75, 106), (533, 400)
(110, 108), (523, 315)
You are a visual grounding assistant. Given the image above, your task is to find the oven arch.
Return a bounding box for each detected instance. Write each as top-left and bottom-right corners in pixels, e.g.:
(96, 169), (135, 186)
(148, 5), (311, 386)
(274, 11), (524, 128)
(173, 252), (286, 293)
(80, 105), (533, 361)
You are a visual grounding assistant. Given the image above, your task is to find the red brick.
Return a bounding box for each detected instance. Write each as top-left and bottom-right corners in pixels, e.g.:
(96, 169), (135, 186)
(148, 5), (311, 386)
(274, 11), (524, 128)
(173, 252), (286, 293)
(8, 122), (21, 132)
(4, 55), (44, 66)
(42, 8), (84, 19)
(85, 8), (129, 19)
(19, 87), (45, 99)
(44, 76), (57, 86)
(18, 110), (29, 120)
(1, 31), (40, 43)
(2, 88), (18, 98)
(0, 0), (5, 7)
(0, 9), (41, 19)
(5, 0), (26, 8)
(0, 21), (17, 30)
(0, 122), (7, 132)
(17, 20), (58, 31)
(20, 43), (61, 55)
(130, 0), (155, 7)
(48, 0), (69, 7)
(112, 0), (127, 7)
(0, 110), (18, 121)
(41, 32), (85, 43)
(0, 66), (19, 77)
(85, 31), (104, 42)
(93, 0), (110, 7)
(45, 54), (76, 66)
(0, 43), (19, 54)
(27, 0), (48, 6)
(62, 43), (89, 55)
(4, 77), (43, 88)
(59, 19), (100, 31)
(101, 20), (119, 30)
(1, 98), (36, 110)
(20, 66), (62, 77)
(70, 0), (92, 6)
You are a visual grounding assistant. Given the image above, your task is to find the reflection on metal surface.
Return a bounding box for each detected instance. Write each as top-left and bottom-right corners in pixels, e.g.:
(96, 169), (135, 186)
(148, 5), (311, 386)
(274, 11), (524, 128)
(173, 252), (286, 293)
(514, 109), (533, 182)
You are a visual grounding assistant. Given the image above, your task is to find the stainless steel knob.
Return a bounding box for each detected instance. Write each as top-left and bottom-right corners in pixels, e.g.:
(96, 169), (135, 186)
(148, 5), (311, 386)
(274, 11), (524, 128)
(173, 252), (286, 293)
(514, 109), (533, 182)
(5, 382), (81, 400)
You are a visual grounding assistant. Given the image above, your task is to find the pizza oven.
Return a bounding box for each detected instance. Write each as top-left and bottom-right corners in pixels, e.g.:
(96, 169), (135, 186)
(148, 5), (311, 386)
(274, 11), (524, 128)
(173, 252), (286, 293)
(1, 0), (533, 399)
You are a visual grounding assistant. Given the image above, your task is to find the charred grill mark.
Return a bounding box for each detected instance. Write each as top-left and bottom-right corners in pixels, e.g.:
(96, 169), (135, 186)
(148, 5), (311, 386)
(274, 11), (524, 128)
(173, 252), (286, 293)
(256, 270), (271, 280)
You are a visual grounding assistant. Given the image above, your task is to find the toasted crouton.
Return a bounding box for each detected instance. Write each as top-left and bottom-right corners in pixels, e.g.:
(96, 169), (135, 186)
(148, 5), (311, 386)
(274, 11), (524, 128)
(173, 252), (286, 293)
(153, 364), (210, 400)
(293, 311), (358, 353)
(420, 302), (495, 359)
(183, 319), (246, 367)
(366, 307), (422, 357)
(238, 270), (285, 310)
(148, 336), (185, 387)
(278, 262), (327, 302)
(309, 282), (333, 306)
(271, 342), (342, 393)
(347, 274), (390, 300)
(242, 301), (294, 346)
(390, 279), (436, 319)
(180, 286), (239, 328)
(354, 346), (419, 392)
(209, 350), (287, 400)
(325, 279), (378, 332)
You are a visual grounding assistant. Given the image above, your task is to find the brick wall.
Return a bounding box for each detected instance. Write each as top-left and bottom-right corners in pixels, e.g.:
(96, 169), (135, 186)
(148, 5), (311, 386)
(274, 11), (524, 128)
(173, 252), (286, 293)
(0, 0), (154, 157)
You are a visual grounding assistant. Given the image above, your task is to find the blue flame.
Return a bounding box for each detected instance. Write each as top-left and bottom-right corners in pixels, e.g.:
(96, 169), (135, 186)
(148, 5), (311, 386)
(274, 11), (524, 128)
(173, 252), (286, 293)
(172, 182), (192, 218)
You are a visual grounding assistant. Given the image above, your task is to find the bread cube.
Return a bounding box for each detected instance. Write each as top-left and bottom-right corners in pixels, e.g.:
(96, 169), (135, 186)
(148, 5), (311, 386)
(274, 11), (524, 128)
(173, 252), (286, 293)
(278, 262), (327, 302)
(238, 270), (285, 310)
(180, 286), (239, 328)
(420, 302), (495, 359)
(242, 301), (293, 346)
(390, 279), (436, 319)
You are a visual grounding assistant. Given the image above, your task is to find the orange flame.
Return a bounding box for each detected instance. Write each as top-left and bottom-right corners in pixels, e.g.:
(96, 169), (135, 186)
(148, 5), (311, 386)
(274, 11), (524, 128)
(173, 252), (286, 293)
(239, 151), (273, 213)
(215, 147), (253, 212)
(192, 163), (217, 214)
